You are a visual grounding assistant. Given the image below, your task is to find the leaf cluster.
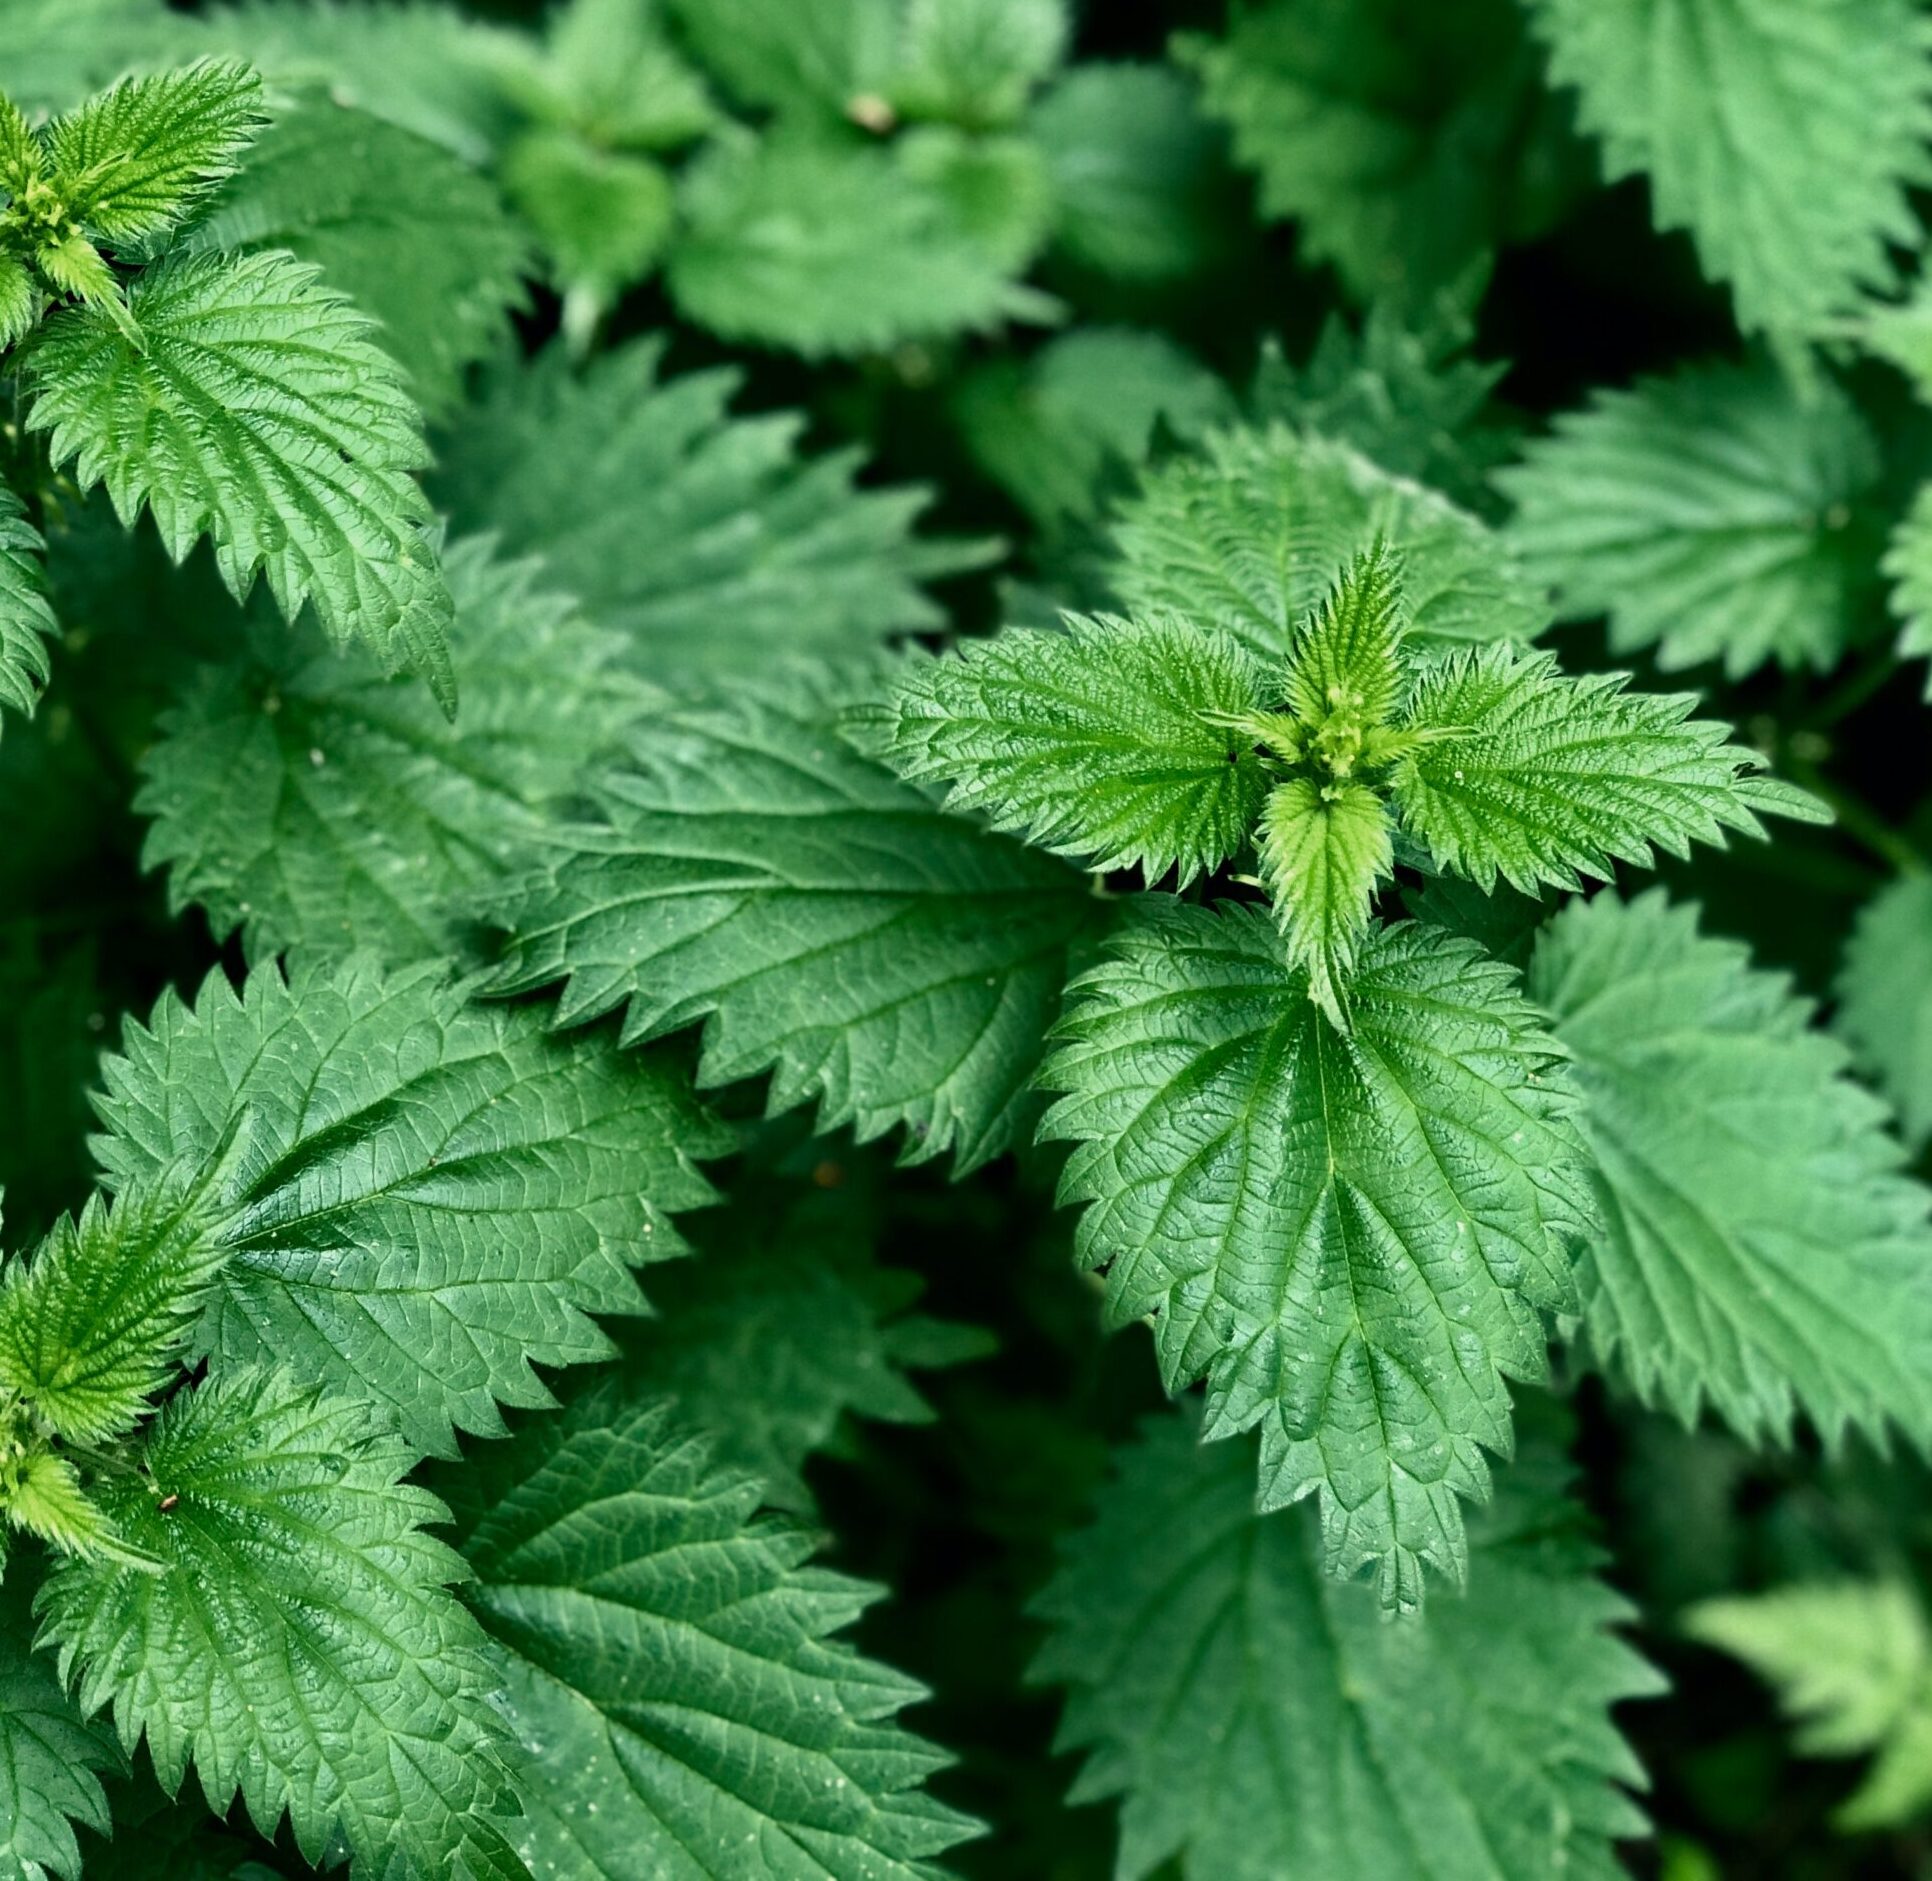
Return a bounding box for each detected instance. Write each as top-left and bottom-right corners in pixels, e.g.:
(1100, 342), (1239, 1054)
(7, 3), (1932, 1880)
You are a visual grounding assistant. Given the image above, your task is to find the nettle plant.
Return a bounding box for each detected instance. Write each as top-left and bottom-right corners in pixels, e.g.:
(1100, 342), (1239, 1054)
(0, 58), (457, 713)
(7, 1), (1932, 1879)
(858, 514), (1821, 1608)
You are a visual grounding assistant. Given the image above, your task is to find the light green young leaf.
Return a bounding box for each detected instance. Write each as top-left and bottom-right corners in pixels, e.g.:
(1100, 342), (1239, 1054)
(485, 673), (1106, 1172)
(138, 538), (659, 965)
(92, 953), (727, 1456)
(0, 93), (41, 196)
(43, 58), (266, 247)
(1688, 1580), (1932, 1831)
(39, 1367), (527, 1881)
(1281, 537), (1404, 734)
(1112, 424), (1549, 659)
(1530, 890), (1932, 1445)
(26, 234), (133, 343)
(1392, 645), (1827, 895)
(175, 97), (528, 416)
(0, 1186), (224, 1446)
(1, 1453), (133, 1567)
(1837, 873), (1932, 1150)
(1524, 0), (1932, 336)
(0, 480), (54, 735)
(1497, 358), (1884, 677)
(0, 1577), (118, 1881)
(667, 127), (1055, 357)
(859, 615), (1272, 887)
(20, 249), (457, 710)
(433, 336), (992, 676)
(1256, 778), (1392, 1026)
(1034, 1408), (1660, 1880)
(623, 1176), (991, 1512)
(948, 326), (1236, 530)
(441, 1390), (979, 1881)
(1031, 62), (1238, 285)
(1177, 0), (1582, 305)
(1040, 899), (1596, 1611)
(891, 0), (1068, 129)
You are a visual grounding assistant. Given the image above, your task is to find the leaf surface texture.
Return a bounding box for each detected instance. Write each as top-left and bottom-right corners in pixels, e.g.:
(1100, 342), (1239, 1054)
(1040, 899), (1596, 1609)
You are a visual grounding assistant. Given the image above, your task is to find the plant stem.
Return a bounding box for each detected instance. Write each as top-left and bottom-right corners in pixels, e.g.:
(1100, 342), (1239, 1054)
(1784, 750), (1927, 875)
(1807, 646), (1901, 730)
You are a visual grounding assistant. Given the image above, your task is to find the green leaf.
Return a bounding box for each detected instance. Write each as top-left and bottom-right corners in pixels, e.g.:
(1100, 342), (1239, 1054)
(891, 0), (1068, 129)
(0, 252), (38, 352)
(433, 336), (992, 677)
(1688, 1580), (1932, 1831)
(1255, 778), (1392, 1026)
(0, 480), (54, 735)
(1837, 873), (1932, 1150)
(666, 126), (1055, 357)
(1403, 873), (1552, 975)
(1884, 483), (1932, 691)
(1391, 644), (1827, 895)
(43, 58), (266, 247)
(1031, 62), (1238, 285)
(1034, 1408), (1660, 1880)
(443, 1390), (980, 1881)
(39, 1367), (526, 1880)
(661, 0), (895, 120)
(0, 0), (201, 118)
(898, 124), (1063, 279)
(1524, 0), (1932, 336)
(515, 0), (716, 151)
(206, 0), (524, 165)
(1864, 284), (1932, 401)
(948, 327), (1236, 530)
(1039, 899), (1596, 1611)
(485, 672), (1107, 1172)
(1497, 358), (1885, 677)
(858, 615), (1272, 887)
(175, 97), (528, 416)
(499, 130), (672, 314)
(138, 537), (659, 964)
(1529, 890), (1932, 1445)
(91, 953), (727, 1456)
(1177, 0), (1582, 305)
(20, 248), (457, 710)
(621, 1175), (991, 1512)
(1112, 423), (1549, 660)
(0, 1185), (223, 1446)
(1250, 287), (1515, 509)
(0, 1575), (118, 1881)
